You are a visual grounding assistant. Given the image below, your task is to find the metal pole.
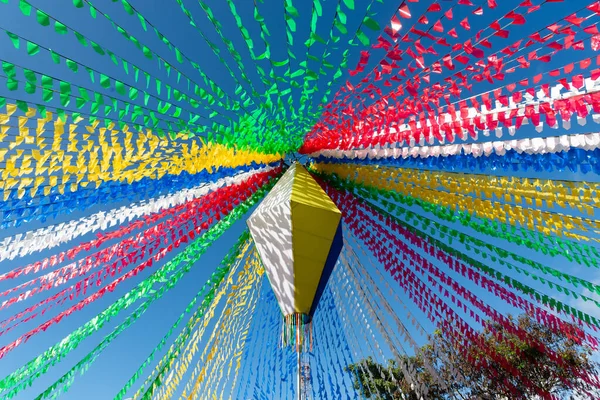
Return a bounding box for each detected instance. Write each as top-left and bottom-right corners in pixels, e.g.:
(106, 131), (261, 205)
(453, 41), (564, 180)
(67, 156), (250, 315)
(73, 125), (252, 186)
(297, 350), (302, 400)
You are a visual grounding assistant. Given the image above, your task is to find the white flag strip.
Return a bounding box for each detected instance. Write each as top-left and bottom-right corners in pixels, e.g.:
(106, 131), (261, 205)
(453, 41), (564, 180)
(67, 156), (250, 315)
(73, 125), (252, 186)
(309, 132), (600, 161)
(312, 74), (600, 156)
(0, 166), (274, 261)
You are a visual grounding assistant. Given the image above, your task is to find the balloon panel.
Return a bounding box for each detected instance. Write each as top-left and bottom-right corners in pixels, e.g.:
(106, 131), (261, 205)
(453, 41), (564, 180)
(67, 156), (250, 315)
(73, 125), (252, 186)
(248, 163), (342, 317)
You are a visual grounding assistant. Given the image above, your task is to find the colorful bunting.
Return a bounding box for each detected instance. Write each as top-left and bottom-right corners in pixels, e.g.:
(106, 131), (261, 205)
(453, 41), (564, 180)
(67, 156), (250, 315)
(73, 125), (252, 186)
(1, 1), (600, 399)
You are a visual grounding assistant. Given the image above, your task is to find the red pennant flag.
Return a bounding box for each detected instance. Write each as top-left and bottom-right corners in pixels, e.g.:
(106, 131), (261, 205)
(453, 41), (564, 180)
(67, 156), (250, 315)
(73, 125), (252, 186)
(505, 11), (526, 24)
(573, 40), (585, 50)
(494, 29), (509, 38)
(399, 4), (411, 18)
(391, 14), (402, 33)
(592, 35), (600, 51)
(581, 58), (591, 69)
(546, 41), (563, 50)
(564, 63), (575, 73)
(480, 38), (492, 48)
(584, 24), (599, 34)
(558, 78), (571, 90)
(455, 55), (470, 64)
(565, 13), (585, 26)
(460, 17), (471, 30)
(588, 1), (600, 15)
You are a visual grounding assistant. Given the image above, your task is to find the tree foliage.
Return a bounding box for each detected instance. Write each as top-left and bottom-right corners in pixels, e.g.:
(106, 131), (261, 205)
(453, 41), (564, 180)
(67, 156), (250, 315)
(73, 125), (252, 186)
(346, 314), (600, 399)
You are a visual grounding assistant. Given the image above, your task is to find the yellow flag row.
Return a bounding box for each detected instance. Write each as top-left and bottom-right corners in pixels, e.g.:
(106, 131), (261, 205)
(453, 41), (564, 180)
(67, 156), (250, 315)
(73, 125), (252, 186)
(371, 166), (600, 232)
(313, 163), (599, 243)
(0, 105), (281, 200)
(132, 240), (251, 400)
(150, 242), (259, 400)
(0, 104), (172, 157)
(382, 167), (599, 215)
(191, 254), (263, 400)
(182, 252), (264, 400)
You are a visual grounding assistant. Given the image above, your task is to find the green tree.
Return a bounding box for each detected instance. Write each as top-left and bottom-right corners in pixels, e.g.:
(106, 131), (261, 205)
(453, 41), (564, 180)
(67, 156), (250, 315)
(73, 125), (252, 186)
(346, 355), (448, 400)
(347, 314), (600, 399)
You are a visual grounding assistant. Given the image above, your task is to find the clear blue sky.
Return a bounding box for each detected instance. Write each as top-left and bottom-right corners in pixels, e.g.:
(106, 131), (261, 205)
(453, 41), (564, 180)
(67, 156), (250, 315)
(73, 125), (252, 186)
(0, 0), (599, 399)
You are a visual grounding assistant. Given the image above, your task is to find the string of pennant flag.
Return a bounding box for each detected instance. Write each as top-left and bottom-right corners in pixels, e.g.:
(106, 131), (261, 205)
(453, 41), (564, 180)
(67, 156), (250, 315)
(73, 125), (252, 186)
(1, 0), (600, 398)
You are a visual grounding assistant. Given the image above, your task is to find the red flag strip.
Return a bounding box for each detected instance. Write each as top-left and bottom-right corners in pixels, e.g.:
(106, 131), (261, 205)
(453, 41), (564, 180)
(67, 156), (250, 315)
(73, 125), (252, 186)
(303, 4), (597, 153)
(319, 179), (600, 393)
(301, 72), (600, 153)
(0, 169), (279, 352)
(319, 181), (543, 395)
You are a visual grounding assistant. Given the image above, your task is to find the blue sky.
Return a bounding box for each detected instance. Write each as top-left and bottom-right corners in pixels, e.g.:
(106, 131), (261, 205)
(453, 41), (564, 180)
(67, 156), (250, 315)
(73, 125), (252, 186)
(0, 0), (600, 399)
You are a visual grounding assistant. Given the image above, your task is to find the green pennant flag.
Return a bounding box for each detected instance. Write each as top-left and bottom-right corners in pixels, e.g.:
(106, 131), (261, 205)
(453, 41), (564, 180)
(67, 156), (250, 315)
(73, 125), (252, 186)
(99, 73), (110, 89)
(36, 10), (50, 26)
(16, 100), (28, 112)
(50, 50), (60, 64)
(25, 82), (36, 94)
(23, 68), (36, 82)
(54, 21), (68, 34)
(90, 41), (105, 55)
(362, 16), (380, 31)
(19, 0), (31, 16)
(66, 59), (78, 72)
(2, 61), (15, 77)
(122, 0), (134, 15)
(7, 78), (18, 91)
(6, 32), (19, 49)
(356, 29), (369, 46)
(115, 81), (126, 96)
(36, 104), (46, 118)
(59, 81), (72, 107)
(42, 88), (53, 101)
(128, 87), (139, 101)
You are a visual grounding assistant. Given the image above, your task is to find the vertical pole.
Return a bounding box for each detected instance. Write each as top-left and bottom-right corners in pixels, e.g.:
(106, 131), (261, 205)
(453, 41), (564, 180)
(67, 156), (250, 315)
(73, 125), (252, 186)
(297, 350), (302, 400)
